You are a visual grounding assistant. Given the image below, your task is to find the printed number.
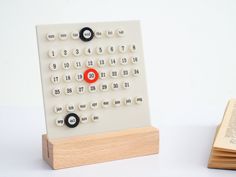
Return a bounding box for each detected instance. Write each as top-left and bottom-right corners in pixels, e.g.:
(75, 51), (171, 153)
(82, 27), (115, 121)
(66, 88), (73, 94)
(110, 46), (114, 52)
(53, 88), (61, 96)
(122, 70), (129, 76)
(112, 71), (118, 77)
(50, 63), (58, 70)
(88, 73), (95, 79)
(110, 58), (116, 65)
(132, 57), (138, 63)
(51, 75), (60, 84)
(63, 62), (70, 69)
(100, 72), (106, 79)
(99, 59), (105, 66)
(121, 57), (128, 64)
(98, 47), (103, 54)
(75, 49), (79, 55)
(65, 75), (71, 81)
(134, 69), (139, 74)
(52, 64), (57, 69)
(78, 87), (84, 92)
(131, 44), (136, 51)
(53, 77), (59, 82)
(76, 73), (83, 81)
(49, 49), (56, 58)
(64, 50), (67, 55)
(90, 86), (96, 91)
(102, 84), (108, 90)
(120, 45), (126, 52)
(123, 82), (130, 88)
(75, 61), (82, 68)
(61, 49), (69, 57)
(51, 51), (55, 57)
(86, 48), (92, 55)
(112, 83), (119, 89)
(87, 60), (94, 67)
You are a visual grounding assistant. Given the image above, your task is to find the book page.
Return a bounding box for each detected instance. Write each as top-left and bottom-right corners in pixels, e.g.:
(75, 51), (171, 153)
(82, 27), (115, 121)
(214, 99), (236, 151)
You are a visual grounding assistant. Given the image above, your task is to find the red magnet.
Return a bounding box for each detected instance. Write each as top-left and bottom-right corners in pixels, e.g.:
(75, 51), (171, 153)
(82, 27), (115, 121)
(84, 68), (99, 83)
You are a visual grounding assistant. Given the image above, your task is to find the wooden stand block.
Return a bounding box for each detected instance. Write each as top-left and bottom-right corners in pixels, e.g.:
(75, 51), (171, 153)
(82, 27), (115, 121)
(42, 126), (159, 169)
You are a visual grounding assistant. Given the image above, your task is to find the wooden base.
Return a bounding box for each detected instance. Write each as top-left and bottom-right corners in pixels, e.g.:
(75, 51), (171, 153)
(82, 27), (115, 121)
(42, 126), (159, 169)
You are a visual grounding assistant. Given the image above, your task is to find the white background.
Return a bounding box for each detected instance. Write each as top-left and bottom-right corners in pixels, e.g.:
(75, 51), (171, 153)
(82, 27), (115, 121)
(0, 0), (236, 176)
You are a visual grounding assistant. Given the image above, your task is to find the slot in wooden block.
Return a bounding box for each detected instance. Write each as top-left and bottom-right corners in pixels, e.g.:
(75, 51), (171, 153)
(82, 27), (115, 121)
(42, 126), (159, 169)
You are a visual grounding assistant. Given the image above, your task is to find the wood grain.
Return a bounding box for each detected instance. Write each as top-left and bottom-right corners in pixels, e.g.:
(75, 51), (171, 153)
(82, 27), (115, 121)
(42, 126), (159, 169)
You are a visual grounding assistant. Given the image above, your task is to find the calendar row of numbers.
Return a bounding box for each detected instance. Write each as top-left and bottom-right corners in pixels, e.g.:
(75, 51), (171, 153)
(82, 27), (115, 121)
(52, 81), (133, 96)
(54, 96), (144, 114)
(47, 28), (125, 41)
(54, 96), (143, 126)
(51, 68), (140, 84)
(48, 44), (137, 58)
(49, 56), (139, 71)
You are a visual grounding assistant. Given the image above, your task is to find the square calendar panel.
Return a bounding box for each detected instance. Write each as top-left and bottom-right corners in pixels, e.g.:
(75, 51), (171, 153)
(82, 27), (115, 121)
(36, 21), (150, 140)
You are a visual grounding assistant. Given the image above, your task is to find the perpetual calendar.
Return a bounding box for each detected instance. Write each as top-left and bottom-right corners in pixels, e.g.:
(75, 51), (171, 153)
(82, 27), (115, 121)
(36, 21), (150, 140)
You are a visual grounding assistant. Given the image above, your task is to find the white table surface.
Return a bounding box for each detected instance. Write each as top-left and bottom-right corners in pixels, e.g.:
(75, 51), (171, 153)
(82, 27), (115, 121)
(0, 107), (235, 177)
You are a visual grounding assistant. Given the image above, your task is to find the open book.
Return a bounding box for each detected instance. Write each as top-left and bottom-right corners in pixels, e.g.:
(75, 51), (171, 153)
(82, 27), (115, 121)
(208, 99), (236, 170)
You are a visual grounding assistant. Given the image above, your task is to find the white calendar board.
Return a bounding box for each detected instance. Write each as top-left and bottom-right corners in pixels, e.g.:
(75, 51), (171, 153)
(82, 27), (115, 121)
(36, 21), (150, 140)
